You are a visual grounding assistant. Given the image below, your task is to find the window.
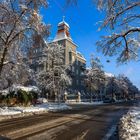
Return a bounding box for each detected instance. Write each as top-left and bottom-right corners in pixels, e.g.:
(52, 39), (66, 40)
(78, 61), (81, 65)
(69, 51), (72, 63)
(81, 81), (84, 86)
(72, 55), (75, 62)
(76, 69), (79, 75)
(80, 71), (84, 75)
(76, 79), (79, 85)
(72, 66), (74, 72)
(75, 59), (78, 65)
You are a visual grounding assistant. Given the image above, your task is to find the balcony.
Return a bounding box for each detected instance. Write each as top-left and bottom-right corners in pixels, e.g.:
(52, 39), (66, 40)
(80, 65), (86, 71)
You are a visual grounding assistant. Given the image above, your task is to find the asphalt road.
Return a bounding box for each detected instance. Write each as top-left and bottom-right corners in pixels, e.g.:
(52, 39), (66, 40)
(0, 101), (137, 140)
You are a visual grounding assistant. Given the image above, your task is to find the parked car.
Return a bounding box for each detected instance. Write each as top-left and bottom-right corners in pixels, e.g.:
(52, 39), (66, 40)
(36, 98), (48, 104)
(103, 98), (115, 103)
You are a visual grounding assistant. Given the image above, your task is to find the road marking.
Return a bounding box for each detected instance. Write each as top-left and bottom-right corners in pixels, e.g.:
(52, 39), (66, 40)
(72, 129), (89, 140)
(79, 130), (89, 139)
(102, 125), (117, 140)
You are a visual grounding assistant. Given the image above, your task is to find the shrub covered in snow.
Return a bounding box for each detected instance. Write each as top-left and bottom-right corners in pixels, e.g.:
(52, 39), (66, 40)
(17, 90), (30, 106)
(16, 90), (39, 106)
(0, 87), (39, 106)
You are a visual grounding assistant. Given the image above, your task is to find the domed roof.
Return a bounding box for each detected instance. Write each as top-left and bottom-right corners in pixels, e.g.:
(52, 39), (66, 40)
(58, 16), (70, 28)
(58, 21), (70, 28)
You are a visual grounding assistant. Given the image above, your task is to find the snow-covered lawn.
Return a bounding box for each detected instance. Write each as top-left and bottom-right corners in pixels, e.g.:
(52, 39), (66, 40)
(36, 103), (72, 112)
(0, 101), (104, 116)
(0, 103), (71, 116)
(119, 106), (140, 140)
(0, 107), (21, 115)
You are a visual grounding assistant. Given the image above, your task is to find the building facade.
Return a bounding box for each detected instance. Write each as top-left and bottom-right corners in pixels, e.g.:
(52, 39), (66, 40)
(29, 18), (86, 93)
(52, 19), (86, 92)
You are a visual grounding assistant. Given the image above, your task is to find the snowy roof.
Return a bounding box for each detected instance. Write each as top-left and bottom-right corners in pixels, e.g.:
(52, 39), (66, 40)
(105, 72), (114, 77)
(54, 32), (72, 42)
(58, 21), (70, 28)
(76, 51), (86, 61)
(86, 67), (91, 70)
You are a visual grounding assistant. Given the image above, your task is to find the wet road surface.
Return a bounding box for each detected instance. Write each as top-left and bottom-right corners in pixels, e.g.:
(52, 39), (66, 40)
(0, 101), (137, 140)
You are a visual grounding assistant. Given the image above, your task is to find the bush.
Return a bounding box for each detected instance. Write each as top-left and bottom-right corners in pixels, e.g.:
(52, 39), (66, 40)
(17, 90), (30, 106)
(0, 95), (5, 102)
(29, 91), (38, 104)
(29, 91), (38, 100)
(0, 89), (39, 106)
(8, 98), (17, 106)
(17, 90), (39, 106)
(9, 91), (15, 98)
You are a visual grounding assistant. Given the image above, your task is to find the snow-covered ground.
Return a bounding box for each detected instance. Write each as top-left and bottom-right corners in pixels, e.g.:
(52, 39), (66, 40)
(0, 101), (104, 116)
(0, 103), (71, 116)
(67, 101), (104, 105)
(119, 106), (140, 140)
(37, 103), (72, 112)
(0, 107), (21, 115)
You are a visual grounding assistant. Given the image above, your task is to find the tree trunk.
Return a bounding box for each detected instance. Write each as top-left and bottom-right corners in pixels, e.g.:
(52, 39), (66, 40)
(0, 47), (8, 76)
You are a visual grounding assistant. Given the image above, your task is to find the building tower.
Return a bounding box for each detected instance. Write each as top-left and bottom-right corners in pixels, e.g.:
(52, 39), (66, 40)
(53, 17), (86, 92)
(54, 16), (72, 42)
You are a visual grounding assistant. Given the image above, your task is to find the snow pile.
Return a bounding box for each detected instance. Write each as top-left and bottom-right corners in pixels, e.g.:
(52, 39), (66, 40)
(67, 101), (104, 105)
(119, 107), (140, 140)
(0, 103), (71, 115)
(10, 106), (46, 113)
(47, 103), (72, 111)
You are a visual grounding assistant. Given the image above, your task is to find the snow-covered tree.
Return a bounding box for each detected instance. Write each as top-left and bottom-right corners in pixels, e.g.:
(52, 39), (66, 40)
(0, 0), (50, 91)
(36, 43), (71, 97)
(96, 0), (140, 63)
(105, 74), (139, 100)
(0, 0), (50, 76)
(105, 76), (121, 100)
(117, 75), (139, 99)
(85, 55), (105, 100)
(0, 58), (36, 90)
(68, 0), (140, 63)
(117, 75), (129, 99)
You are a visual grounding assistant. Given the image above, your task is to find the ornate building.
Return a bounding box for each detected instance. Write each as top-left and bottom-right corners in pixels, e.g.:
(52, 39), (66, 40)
(29, 18), (86, 92)
(52, 18), (86, 92)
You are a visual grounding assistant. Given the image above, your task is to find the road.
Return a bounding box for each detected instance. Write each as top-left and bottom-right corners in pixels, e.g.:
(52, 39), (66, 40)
(0, 101), (137, 140)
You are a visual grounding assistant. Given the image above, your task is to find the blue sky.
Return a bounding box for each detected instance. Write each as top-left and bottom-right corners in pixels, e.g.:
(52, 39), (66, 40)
(40, 0), (140, 89)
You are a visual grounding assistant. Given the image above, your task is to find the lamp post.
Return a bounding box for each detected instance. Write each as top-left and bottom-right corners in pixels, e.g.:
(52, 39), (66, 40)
(90, 81), (92, 102)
